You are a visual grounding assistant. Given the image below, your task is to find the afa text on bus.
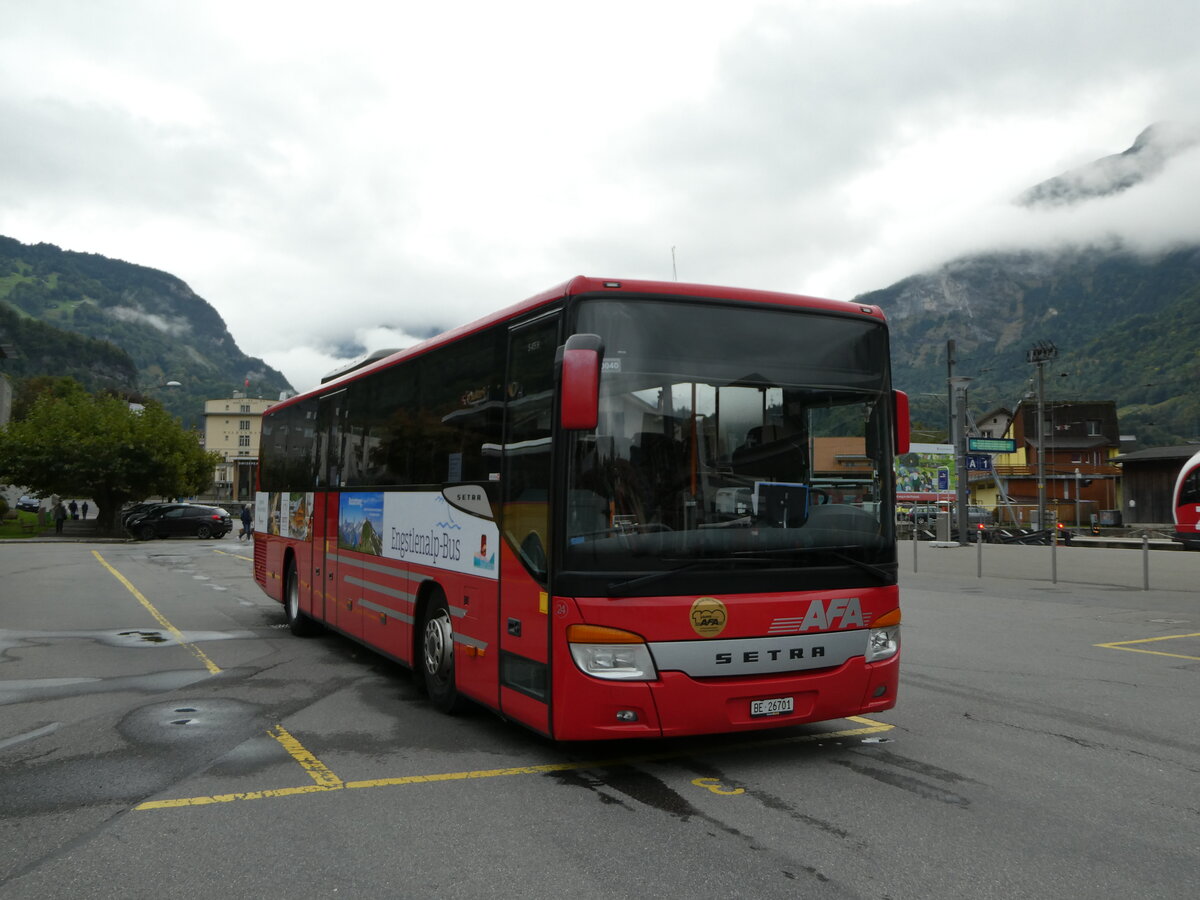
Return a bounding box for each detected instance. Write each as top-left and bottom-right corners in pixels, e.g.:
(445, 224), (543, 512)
(253, 276), (910, 739)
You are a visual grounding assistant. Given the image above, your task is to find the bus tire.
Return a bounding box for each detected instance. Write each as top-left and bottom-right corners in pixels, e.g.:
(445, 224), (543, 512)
(285, 558), (320, 637)
(421, 592), (462, 714)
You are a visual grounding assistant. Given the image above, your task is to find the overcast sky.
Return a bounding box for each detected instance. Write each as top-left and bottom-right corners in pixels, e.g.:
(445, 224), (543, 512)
(2, 0), (1199, 393)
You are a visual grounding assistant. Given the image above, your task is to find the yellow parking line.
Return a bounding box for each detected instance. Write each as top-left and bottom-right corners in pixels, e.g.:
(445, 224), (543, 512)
(212, 548), (253, 561)
(269, 724), (344, 788)
(137, 784), (335, 809)
(1095, 632), (1200, 661)
(91, 550), (221, 675)
(135, 717), (893, 811)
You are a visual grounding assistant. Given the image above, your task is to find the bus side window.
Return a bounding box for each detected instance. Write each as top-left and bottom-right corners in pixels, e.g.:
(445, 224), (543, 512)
(1182, 470), (1200, 505)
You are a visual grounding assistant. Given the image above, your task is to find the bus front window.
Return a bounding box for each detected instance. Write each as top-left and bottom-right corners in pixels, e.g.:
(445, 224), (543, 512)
(561, 297), (895, 594)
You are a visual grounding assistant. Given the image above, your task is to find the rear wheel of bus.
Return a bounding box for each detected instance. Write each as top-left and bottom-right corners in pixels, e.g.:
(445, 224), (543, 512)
(421, 591), (462, 713)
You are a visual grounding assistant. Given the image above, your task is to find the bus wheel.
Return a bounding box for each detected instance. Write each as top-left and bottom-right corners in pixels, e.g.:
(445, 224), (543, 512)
(421, 594), (462, 713)
(285, 559), (320, 637)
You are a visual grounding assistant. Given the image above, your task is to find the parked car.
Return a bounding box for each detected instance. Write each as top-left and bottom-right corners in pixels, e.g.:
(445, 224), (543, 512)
(907, 505), (943, 524)
(121, 501), (176, 528)
(126, 503), (232, 540)
(16, 496), (41, 513)
(966, 505), (994, 526)
(906, 504), (993, 526)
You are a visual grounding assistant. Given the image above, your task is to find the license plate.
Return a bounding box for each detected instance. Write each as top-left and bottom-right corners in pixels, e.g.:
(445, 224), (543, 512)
(750, 696), (794, 717)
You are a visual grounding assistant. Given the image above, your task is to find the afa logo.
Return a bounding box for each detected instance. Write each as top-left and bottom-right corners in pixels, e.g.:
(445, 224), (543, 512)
(690, 597), (728, 638)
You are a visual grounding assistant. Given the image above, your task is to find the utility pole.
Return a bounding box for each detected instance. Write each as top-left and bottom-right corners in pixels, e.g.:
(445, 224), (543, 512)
(1027, 341), (1058, 530)
(946, 340), (956, 441)
(950, 376), (972, 545)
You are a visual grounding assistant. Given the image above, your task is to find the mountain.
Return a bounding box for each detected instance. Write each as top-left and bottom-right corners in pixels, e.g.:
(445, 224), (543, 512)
(859, 127), (1200, 449)
(0, 301), (139, 395)
(0, 236), (292, 427)
(1018, 122), (1198, 207)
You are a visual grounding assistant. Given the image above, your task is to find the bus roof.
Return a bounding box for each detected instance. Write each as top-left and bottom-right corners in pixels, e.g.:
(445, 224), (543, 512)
(271, 276), (885, 411)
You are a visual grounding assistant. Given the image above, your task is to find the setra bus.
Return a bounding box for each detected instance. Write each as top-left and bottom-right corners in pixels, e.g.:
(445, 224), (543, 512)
(253, 276), (909, 739)
(1172, 447), (1200, 549)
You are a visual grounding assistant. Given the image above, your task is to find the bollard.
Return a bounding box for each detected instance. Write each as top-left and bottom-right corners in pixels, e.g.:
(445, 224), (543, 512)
(977, 527), (983, 578)
(1051, 526), (1057, 584)
(913, 525), (919, 573)
(1143, 533), (1150, 591)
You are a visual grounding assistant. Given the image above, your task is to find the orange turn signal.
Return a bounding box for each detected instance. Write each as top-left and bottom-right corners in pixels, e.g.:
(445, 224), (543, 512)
(872, 609), (902, 628)
(566, 624), (646, 644)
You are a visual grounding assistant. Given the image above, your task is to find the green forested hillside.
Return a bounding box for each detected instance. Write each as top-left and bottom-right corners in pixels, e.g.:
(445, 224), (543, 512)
(0, 236), (292, 426)
(0, 302), (138, 395)
(861, 246), (1200, 447)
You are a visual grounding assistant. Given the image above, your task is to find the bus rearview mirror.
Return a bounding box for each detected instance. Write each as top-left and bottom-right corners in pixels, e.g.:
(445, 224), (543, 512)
(893, 389), (910, 455)
(559, 333), (605, 431)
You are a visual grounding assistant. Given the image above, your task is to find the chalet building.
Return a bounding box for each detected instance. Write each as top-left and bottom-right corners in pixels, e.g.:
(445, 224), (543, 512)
(202, 393), (279, 503)
(974, 407), (1013, 441)
(970, 400), (1122, 527)
(1111, 444), (1200, 527)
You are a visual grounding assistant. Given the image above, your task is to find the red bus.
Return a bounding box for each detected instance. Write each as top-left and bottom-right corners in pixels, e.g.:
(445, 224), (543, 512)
(1172, 448), (1200, 549)
(253, 276), (909, 739)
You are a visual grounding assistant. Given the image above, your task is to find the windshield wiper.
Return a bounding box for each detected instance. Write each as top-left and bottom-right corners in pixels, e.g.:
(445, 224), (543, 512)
(606, 557), (780, 595)
(734, 546), (892, 582)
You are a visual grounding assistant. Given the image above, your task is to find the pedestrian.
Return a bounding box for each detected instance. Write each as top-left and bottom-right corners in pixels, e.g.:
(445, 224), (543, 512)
(68, 499), (78, 520)
(240, 505), (253, 541)
(53, 500), (68, 535)
(81, 501), (89, 519)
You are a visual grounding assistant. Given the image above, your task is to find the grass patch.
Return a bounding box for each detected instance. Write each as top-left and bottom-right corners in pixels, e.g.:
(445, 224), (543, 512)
(0, 510), (46, 539)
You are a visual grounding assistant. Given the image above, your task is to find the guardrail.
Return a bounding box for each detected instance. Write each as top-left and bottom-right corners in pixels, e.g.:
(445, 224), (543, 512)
(905, 525), (1183, 590)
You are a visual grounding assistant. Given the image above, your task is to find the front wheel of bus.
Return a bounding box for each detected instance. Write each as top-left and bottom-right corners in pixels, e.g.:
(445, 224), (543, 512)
(421, 594), (462, 714)
(285, 559), (320, 637)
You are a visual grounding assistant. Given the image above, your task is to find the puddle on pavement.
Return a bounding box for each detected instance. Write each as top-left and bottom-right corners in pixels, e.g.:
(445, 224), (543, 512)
(0, 627), (260, 657)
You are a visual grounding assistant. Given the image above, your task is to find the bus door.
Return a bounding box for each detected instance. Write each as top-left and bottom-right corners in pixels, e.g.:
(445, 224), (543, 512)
(317, 389), (362, 639)
(498, 313), (560, 731)
(312, 491), (336, 622)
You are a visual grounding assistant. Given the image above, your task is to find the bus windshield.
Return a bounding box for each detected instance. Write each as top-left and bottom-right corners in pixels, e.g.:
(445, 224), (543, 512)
(562, 297), (896, 595)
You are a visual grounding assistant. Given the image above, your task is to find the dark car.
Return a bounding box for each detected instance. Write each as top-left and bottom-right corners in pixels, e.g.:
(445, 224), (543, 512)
(16, 496), (41, 513)
(121, 501), (175, 528)
(126, 503), (232, 540)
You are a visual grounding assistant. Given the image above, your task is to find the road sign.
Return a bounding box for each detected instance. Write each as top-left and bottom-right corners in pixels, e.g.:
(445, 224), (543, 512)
(968, 438), (1016, 453)
(966, 454), (992, 471)
(937, 467), (949, 491)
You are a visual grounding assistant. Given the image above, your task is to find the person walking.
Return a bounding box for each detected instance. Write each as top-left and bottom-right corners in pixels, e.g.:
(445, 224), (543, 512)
(53, 500), (68, 535)
(81, 501), (89, 519)
(68, 499), (78, 520)
(240, 505), (253, 541)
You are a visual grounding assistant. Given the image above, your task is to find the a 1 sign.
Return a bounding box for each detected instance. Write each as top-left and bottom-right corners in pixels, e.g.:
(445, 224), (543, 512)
(966, 454), (993, 471)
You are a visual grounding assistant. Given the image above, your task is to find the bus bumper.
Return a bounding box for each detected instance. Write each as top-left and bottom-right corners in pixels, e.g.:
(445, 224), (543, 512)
(551, 654), (898, 740)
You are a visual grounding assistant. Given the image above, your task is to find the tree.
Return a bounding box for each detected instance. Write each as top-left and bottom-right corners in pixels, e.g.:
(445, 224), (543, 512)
(0, 391), (221, 533)
(11, 375), (90, 421)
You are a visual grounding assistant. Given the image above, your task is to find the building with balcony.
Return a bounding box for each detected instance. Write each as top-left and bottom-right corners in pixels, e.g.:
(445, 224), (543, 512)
(203, 393), (280, 503)
(970, 400), (1123, 527)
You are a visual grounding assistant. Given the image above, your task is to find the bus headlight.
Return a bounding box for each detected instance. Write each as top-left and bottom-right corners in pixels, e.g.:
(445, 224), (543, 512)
(866, 609), (901, 663)
(567, 624), (657, 681)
